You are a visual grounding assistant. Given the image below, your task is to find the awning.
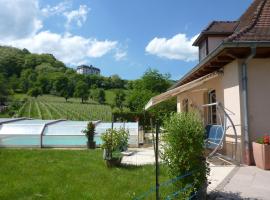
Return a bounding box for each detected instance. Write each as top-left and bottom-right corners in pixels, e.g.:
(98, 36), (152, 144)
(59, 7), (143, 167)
(144, 72), (220, 110)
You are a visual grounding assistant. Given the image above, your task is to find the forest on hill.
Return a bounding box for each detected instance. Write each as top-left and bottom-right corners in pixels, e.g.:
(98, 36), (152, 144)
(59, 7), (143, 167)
(0, 45), (176, 123)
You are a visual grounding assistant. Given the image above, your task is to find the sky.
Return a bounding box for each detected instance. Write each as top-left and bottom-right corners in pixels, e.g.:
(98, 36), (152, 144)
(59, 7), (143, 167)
(0, 0), (253, 80)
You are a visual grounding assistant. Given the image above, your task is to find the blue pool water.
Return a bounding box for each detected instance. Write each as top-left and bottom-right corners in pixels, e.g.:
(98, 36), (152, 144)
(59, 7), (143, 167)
(0, 136), (103, 147)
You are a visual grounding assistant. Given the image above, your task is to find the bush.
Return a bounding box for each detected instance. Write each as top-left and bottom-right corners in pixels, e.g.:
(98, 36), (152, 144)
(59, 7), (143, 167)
(82, 122), (96, 148)
(162, 112), (209, 199)
(101, 128), (129, 160)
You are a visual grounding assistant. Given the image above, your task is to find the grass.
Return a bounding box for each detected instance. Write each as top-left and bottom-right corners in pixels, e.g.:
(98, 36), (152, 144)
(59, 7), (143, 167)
(0, 149), (171, 200)
(16, 95), (112, 121)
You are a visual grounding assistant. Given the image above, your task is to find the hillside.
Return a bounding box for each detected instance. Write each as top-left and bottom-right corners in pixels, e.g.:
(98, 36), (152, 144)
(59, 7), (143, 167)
(16, 95), (112, 121)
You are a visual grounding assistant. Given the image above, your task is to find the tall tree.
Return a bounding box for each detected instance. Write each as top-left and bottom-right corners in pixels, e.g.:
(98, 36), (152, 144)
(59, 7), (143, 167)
(0, 73), (11, 105)
(74, 81), (89, 103)
(28, 87), (42, 98)
(62, 80), (75, 102)
(127, 89), (154, 112)
(114, 90), (126, 111)
(133, 69), (171, 93)
(91, 88), (106, 104)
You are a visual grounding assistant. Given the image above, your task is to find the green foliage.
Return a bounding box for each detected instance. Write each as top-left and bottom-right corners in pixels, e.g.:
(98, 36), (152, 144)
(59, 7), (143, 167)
(127, 89), (154, 112)
(114, 89), (126, 110)
(37, 75), (52, 94)
(132, 68), (171, 93)
(0, 73), (12, 105)
(28, 87), (42, 98)
(82, 121), (96, 142)
(0, 46), (24, 77)
(148, 98), (177, 122)
(162, 112), (208, 198)
(101, 128), (129, 160)
(74, 81), (89, 103)
(53, 76), (74, 101)
(16, 95), (112, 121)
(91, 88), (106, 104)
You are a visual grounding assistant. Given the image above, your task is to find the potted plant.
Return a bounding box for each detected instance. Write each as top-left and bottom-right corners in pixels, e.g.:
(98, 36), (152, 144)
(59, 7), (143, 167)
(101, 128), (129, 167)
(82, 122), (96, 149)
(253, 135), (270, 170)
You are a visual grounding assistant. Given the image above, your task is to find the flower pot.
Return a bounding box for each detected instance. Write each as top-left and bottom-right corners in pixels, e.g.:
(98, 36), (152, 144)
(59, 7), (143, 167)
(87, 141), (96, 149)
(252, 142), (270, 170)
(105, 157), (122, 168)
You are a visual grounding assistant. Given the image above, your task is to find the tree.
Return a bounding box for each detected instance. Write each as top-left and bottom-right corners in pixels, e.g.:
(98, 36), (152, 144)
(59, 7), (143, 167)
(28, 87), (42, 98)
(0, 73), (11, 105)
(74, 81), (89, 103)
(9, 75), (20, 92)
(20, 69), (37, 93)
(0, 46), (24, 77)
(98, 89), (106, 104)
(114, 90), (126, 111)
(62, 80), (74, 102)
(91, 88), (106, 104)
(127, 89), (154, 112)
(133, 69), (171, 93)
(37, 75), (52, 94)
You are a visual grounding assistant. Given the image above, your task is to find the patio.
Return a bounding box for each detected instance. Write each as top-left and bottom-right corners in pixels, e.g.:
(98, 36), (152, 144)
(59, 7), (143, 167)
(122, 148), (270, 200)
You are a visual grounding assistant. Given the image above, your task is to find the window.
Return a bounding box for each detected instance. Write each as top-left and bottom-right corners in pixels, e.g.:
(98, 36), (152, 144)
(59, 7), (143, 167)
(208, 90), (217, 124)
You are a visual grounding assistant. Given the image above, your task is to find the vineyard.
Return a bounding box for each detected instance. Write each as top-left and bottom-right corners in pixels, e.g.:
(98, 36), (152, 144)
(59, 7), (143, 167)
(16, 95), (112, 121)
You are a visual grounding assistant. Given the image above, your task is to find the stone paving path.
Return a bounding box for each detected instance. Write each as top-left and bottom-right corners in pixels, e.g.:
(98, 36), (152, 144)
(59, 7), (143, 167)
(122, 148), (270, 200)
(210, 166), (270, 200)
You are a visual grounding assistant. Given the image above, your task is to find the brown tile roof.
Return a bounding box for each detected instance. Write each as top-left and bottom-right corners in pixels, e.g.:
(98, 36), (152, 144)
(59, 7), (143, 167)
(204, 21), (238, 33)
(227, 0), (270, 41)
(195, 0), (270, 45)
(193, 21), (238, 46)
(172, 0), (270, 89)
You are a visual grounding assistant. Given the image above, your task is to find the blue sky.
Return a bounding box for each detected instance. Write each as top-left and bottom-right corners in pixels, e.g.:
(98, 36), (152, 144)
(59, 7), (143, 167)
(0, 0), (253, 80)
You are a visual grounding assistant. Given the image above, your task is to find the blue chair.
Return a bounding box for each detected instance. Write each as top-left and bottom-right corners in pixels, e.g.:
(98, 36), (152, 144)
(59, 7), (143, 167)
(205, 125), (224, 150)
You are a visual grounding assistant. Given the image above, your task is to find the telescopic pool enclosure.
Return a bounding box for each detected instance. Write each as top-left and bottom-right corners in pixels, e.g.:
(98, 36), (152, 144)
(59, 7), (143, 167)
(0, 118), (139, 148)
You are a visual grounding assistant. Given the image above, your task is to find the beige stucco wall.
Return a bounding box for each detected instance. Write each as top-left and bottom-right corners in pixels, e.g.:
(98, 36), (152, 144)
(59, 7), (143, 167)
(247, 59), (270, 142)
(208, 36), (226, 53)
(221, 60), (242, 161)
(176, 60), (243, 162)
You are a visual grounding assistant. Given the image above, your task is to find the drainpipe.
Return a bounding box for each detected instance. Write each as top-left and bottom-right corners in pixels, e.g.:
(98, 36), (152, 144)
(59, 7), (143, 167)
(241, 46), (256, 165)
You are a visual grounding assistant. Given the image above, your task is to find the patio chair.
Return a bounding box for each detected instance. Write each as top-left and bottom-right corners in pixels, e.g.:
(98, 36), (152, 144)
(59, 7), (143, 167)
(202, 102), (238, 163)
(205, 124), (225, 158)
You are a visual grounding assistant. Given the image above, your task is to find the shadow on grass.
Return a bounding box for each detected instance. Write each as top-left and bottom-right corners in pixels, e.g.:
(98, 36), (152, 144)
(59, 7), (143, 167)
(208, 191), (259, 200)
(116, 164), (145, 170)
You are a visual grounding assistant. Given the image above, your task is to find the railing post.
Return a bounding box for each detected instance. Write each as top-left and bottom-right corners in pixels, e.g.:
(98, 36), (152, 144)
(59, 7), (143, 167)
(155, 120), (160, 200)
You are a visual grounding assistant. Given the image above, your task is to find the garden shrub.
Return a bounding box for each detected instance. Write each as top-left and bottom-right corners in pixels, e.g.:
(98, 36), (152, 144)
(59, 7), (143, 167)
(101, 128), (129, 160)
(82, 121), (96, 148)
(162, 112), (209, 199)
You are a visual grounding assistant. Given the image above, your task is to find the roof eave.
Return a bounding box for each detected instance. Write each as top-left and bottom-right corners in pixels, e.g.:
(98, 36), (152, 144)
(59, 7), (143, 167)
(171, 41), (270, 89)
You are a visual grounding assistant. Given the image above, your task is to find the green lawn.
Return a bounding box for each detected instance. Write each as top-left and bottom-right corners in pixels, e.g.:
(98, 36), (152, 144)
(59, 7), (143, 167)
(0, 149), (170, 200)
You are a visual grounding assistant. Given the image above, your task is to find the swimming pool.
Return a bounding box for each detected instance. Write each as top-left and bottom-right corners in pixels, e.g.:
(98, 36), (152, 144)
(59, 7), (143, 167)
(0, 119), (139, 148)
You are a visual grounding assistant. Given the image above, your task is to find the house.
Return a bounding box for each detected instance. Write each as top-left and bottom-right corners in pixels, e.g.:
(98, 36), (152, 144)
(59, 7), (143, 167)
(145, 0), (270, 165)
(76, 65), (101, 75)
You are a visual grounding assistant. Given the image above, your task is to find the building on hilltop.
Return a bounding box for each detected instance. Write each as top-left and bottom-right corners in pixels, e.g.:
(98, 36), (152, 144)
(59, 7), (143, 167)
(76, 65), (100, 75)
(145, 0), (270, 165)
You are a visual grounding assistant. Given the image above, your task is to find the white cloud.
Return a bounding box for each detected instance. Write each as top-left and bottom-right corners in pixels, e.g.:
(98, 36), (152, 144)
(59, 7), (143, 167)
(0, 1), (125, 64)
(64, 5), (89, 29)
(1, 31), (119, 65)
(0, 0), (42, 40)
(145, 33), (199, 62)
(114, 51), (127, 61)
(87, 40), (117, 58)
(41, 1), (72, 17)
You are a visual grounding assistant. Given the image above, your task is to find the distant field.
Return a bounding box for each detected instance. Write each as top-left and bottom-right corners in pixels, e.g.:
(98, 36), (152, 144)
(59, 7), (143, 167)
(16, 95), (112, 121)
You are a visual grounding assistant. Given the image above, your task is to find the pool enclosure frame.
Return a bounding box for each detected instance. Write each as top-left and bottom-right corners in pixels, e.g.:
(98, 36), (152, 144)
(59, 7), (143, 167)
(0, 118), (139, 148)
